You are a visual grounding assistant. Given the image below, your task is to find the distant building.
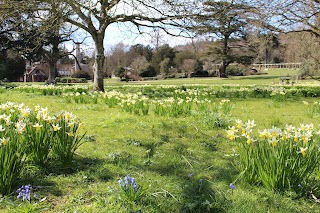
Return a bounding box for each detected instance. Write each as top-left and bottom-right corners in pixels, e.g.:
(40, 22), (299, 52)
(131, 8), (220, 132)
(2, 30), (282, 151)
(20, 44), (92, 82)
(22, 63), (47, 82)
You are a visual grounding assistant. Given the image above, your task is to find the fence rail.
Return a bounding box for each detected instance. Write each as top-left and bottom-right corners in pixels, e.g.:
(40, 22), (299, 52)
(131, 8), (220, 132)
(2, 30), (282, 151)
(210, 63), (302, 70)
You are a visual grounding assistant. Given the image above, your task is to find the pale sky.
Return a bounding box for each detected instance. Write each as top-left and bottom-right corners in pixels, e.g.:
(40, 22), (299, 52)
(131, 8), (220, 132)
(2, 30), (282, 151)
(65, 22), (193, 56)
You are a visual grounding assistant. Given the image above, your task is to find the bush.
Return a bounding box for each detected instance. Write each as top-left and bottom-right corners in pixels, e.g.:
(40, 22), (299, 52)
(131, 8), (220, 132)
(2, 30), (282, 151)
(190, 70), (209, 77)
(226, 65), (245, 76)
(139, 65), (157, 77)
(55, 77), (87, 83)
(71, 70), (92, 80)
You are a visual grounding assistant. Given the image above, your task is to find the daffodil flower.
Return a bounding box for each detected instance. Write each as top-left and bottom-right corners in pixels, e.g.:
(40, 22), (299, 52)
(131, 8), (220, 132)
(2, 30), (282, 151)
(269, 136), (278, 147)
(67, 132), (74, 137)
(68, 122), (75, 129)
(0, 125), (5, 132)
(33, 123), (43, 131)
(52, 124), (61, 131)
(299, 147), (308, 157)
(0, 137), (9, 145)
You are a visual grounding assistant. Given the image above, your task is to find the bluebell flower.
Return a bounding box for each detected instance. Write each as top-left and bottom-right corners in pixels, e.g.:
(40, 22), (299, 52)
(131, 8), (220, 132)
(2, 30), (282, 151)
(119, 175), (139, 192)
(16, 185), (31, 201)
(229, 183), (236, 190)
(199, 179), (203, 187)
(298, 184), (302, 189)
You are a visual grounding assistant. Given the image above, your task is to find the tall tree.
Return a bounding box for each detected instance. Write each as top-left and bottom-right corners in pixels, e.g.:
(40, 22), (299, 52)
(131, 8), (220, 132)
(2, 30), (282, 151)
(192, 0), (253, 77)
(0, 0), (73, 83)
(59, 0), (191, 91)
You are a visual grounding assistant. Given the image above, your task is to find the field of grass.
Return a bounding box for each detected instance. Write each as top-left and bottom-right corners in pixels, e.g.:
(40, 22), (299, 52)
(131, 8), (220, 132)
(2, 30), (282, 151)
(100, 68), (320, 87)
(0, 69), (320, 212)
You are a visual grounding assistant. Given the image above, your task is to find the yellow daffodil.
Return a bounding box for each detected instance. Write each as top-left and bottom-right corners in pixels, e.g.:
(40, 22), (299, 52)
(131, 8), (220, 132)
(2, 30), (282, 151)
(269, 136), (278, 147)
(299, 147), (308, 157)
(269, 127), (281, 137)
(0, 125), (5, 132)
(226, 127), (238, 141)
(67, 132), (74, 137)
(45, 116), (55, 124)
(259, 129), (270, 139)
(68, 122), (75, 129)
(52, 124), (61, 131)
(235, 119), (243, 129)
(33, 123), (43, 131)
(246, 135), (254, 145)
(0, 137), (9, 145)
(21, 108), (30, 117)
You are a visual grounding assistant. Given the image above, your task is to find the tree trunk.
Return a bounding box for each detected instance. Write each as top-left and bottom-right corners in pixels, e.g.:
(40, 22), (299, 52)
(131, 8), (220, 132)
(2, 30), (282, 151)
(219, 61), (227, 78)
(93, 34), (105, 92)
(48, 62), (56, 84)
(219, 37), (229, 78)
(47, 36), (59, 84)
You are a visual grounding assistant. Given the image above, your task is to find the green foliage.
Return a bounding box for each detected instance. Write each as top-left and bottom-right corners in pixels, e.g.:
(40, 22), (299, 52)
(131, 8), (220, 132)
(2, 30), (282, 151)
(55, 77), (88, 83)
(139, 65), (156, 77)
(182, 176), (226, 212)
(71, 70), (92, 80)
(25, 118), (53, 166)
(226, 65), (245, 76)
(159, 58), (171, 76)
(114, 66), (125, 77)
(300, 60), (319, 77)
(0, 128), (26, 195)
(0, 51), (25, 81)
(151, 44), (175, 74)
(51, 111), (86, 166)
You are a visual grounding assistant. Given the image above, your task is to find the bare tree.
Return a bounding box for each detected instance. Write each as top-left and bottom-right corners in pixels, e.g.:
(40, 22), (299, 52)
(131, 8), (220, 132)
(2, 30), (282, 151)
(58, 0), (191, 91)
(256, 0), (320, 36)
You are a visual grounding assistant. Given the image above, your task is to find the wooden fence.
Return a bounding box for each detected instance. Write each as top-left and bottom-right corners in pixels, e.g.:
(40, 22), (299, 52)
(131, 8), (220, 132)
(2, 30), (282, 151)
(210, 63), (302, 71)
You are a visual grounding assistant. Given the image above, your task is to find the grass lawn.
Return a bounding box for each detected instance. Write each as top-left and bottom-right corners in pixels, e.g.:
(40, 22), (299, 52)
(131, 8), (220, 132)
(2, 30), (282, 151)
(0, 69), (320, 212)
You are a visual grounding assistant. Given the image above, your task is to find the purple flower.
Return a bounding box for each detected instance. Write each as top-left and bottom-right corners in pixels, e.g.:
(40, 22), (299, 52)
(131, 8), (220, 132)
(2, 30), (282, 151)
(119, 175), (139, 192)
(298, 184), (302, 189)
(16, 185), (31, 201)
(188, 173), (193, 178)
(229, 183), (236, 190)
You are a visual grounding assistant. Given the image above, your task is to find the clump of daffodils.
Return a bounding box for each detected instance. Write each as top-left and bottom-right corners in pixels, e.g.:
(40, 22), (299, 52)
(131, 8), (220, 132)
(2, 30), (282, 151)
(227, 120), (314, 157)
(226, 119), (320, 191)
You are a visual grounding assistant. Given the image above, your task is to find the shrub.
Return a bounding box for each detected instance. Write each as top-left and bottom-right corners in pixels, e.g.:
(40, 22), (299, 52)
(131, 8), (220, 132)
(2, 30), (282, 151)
(139, 65), (156, 77)
(226, 65), (245, 76)
(55, 77), (87, 83)
(71, 70), (92, 80)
